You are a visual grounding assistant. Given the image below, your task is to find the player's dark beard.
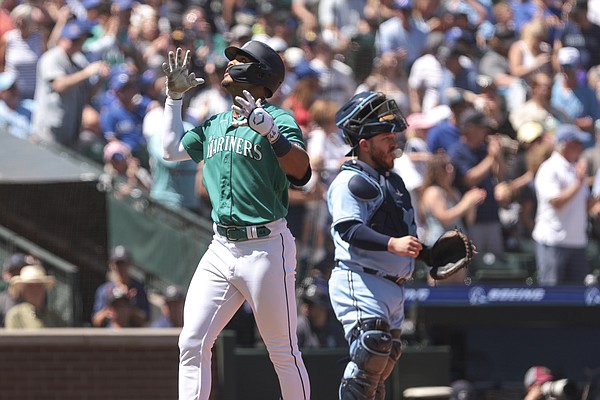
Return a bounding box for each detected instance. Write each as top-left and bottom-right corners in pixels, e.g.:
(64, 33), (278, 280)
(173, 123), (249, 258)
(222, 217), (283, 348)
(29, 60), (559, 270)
(370, 146), (394, 171)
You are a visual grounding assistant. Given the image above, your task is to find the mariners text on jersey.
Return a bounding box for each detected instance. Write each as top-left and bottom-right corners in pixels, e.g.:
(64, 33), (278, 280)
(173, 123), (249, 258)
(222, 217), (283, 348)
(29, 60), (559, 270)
(205, 134), (263, 160)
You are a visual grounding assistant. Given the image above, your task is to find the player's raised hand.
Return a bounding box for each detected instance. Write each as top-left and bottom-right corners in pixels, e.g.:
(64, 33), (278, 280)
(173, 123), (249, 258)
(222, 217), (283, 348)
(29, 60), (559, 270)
(232, 90), (280, 142)
(161, 47), (204, 100)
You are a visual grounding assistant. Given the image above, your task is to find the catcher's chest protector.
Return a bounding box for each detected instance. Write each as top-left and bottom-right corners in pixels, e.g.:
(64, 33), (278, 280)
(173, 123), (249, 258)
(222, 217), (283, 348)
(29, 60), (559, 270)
(344, 160), (416, 238)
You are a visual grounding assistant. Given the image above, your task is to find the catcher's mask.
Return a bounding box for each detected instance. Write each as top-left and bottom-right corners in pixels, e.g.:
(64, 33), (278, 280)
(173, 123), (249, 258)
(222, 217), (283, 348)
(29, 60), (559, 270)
(224, 40), (285, 98)
(335, 91), (408, 156)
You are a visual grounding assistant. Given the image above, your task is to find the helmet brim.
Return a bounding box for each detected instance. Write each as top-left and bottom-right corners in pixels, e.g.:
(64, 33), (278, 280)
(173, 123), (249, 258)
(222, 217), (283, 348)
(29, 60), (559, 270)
(225, 46), (256, 62)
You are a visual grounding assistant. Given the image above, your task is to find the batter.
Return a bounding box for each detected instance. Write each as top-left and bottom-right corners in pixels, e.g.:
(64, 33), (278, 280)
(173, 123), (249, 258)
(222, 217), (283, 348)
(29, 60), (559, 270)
(160, 42), (312, 400)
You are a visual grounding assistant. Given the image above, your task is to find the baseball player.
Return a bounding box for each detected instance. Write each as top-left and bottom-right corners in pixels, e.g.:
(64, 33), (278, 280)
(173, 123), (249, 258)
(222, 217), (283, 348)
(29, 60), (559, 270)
(160, 41), (312, 400)
(327, 91), (419, 400)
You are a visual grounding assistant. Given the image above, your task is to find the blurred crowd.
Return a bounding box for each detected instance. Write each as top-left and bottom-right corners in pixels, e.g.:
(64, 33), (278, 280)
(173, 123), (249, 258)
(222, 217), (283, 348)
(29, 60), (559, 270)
(1, 0), (600, 345)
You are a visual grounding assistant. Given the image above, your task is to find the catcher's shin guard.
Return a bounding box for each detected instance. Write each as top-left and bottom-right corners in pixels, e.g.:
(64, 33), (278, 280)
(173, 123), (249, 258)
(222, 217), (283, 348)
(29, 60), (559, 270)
(374, 338), (403, 400)
(339, 319), (393, 400)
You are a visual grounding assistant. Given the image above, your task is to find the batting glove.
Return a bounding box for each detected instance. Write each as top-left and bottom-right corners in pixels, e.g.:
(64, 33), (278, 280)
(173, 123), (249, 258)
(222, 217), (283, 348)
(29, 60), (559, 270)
(161, 47), (204, 100)
(232, 90), (281, 144)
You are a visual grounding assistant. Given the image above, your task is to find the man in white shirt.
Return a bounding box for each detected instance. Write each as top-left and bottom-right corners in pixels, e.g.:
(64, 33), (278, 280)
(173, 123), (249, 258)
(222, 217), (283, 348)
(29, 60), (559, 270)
(532, 124), (593, 285)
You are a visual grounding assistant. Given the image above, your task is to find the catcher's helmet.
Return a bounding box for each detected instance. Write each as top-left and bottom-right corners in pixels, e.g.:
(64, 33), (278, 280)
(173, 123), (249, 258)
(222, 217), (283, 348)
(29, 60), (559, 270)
(335, 91), (408, 153)
(224, 40), (285, 98)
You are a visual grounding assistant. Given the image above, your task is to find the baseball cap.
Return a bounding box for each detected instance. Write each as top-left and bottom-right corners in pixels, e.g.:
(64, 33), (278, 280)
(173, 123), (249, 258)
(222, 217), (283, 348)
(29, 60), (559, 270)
(82, 0), (102, 9)
(225, 24), (253, 43)
(60, 20), (94, 40)
(109, 245), (133, 263)
(407, 113), (435, 130)
(517, 121), (545, 143)
(109, 72), (135, 91)
(103, 141), (131, 163)
(163, 285), (185, 303)
(524, 366), (554, 388)
(115, 0), (134, 10)
(459, 108), (490, 129)
(107, 285), (130, 305)
(3, 252), (28, 274)
(294, 61), (320, 80)
(558, 47), (580, 68)
(476, 75), (496, 91)
(555, 124), (591, 144)
(0, 71), (17, 91)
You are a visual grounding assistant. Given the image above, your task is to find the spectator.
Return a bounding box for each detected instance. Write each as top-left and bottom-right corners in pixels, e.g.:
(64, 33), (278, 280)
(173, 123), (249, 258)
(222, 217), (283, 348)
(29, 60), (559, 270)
(551, 47), (600, 137)
(100, 69), (158, 168)
(427, 93), (470, 154)
(532, 124), (595, 286)
(507, 18), (552, 109)
(301, 98), (349, 265)
(0, 3), (46, 100)
(296, 272), (346, 348)
(318, 0), (367, 53)
(104, 285), (141, 328)
(150, 285), (185, 328)
(4, 264), (67, 329)
(0, 252), (29, 327)
(478, 24), (519, 96)
(0, 71), (34, 140)
(553, 0), (600, 71)
(437, 44), (480, 106)
(419, 154), (486, 282)
(31, 19), (110, 149)
(449, 108), (506, 257)
(376, 0), (429, 72)
(281, 61), (321, 134)
(502, 121), (553, 238)
(404, 112), (435, 178)
(187, 56), (231, 126)
(102, 140), (153, 194)
(509, 72), (570, 133)
(308, 35), (356, 106)
(474, 74), (517, 139)
(581, 119), (600, 179)
(407, 31), (446, 113)
(356, 50), (410, 115)
(91, 245), (150, 327)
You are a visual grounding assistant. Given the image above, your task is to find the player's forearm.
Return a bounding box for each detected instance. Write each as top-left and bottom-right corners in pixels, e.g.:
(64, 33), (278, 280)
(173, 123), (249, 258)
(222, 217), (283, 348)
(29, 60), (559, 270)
(162, 98), (191, 161)
(278, 144), (311, 182)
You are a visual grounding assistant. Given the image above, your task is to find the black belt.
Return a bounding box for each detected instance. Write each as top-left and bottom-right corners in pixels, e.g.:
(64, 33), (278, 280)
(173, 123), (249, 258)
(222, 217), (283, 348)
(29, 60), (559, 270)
(216, 224), (271, 242)
(363, 267), (407, 286)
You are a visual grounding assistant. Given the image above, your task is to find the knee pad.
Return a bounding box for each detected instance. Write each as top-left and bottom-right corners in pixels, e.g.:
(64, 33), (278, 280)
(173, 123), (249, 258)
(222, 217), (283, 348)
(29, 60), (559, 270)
(351, 319), (393, 376)
(340, 319), (393, 399)
(380, 338), (403, 382)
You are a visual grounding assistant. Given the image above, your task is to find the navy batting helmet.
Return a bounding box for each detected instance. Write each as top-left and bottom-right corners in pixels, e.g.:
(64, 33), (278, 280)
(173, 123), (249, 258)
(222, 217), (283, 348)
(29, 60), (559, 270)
(335, 91), (408, 153)
(224, 40), (285, 98)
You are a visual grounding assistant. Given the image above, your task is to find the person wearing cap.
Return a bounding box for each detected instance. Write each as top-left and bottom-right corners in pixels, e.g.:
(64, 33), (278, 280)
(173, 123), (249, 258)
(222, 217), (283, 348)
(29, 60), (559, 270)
(160, 41), (311, 399)
(0, 70), (34, 140)
(296, 271), (345, 349)
(550, 47), (600, 138)
(102, 139), (153, 193)
(427, 91), (471, 154)
(532, 124), (599, 285)
(448, 107), (507, 257)
(4, 264), (67, 329)
(376, 0), (428, 72)
(479, 18), (519, 92)
(281, 60), (321, 134)
(150, 285), (185, 328)
(31, 19), (110, 148)
(501, 121), (553, 237)
(104, 285), (142, 328)
(0, 252), (31, 327)
(100, 69), (157, 169)
(91, 245), (150, 327)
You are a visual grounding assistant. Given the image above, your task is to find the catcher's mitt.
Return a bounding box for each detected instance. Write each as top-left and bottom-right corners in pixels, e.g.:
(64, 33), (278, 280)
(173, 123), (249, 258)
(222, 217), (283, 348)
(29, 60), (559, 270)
(417, 229), (475, 280)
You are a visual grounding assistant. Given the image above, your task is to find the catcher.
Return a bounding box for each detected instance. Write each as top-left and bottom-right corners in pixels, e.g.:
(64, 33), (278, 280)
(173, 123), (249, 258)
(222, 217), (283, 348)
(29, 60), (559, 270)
(327, 91), (475, 400)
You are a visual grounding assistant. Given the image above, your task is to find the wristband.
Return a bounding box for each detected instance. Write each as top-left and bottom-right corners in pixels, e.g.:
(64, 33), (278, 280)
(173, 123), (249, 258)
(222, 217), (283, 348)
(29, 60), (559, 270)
(270, 133), (292, 157)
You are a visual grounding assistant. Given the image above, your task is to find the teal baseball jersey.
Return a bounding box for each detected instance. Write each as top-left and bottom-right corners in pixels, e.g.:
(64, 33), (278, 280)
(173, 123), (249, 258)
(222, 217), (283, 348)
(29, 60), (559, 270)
(181, 103), (305, 226)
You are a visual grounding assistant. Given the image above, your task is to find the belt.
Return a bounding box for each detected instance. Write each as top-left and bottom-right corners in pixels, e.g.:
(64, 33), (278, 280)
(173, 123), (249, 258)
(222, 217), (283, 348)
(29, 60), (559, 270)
(216, 224), (271, 242)
(363, 267), (407, 286)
